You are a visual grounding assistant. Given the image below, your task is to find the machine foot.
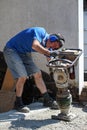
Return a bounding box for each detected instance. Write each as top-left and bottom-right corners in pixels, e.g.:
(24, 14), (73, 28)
(51, 113), (77, 122)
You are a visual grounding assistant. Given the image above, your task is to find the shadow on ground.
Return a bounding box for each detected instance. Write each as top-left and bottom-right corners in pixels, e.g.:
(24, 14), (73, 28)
(9, 118), (59, 130)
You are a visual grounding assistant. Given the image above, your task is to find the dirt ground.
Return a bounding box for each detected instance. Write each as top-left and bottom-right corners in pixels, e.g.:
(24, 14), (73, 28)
(0, 102), (87, 130)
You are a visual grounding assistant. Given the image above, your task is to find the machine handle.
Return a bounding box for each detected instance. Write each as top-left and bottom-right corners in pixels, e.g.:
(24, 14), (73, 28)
(47, 48), (82, 68)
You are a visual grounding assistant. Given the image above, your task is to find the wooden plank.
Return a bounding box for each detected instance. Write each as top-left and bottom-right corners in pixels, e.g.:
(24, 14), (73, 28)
(1, 68), (15, 91)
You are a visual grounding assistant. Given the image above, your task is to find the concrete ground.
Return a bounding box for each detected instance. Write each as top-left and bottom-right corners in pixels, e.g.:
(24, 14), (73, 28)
(0, 102), (87, 130)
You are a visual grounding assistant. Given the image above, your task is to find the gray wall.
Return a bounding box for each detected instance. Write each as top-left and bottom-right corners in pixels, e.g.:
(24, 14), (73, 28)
(0, 0), (78, 50)
(0, 0), (84, 95)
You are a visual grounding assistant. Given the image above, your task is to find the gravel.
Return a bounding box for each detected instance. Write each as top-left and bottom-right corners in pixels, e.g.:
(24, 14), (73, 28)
(0, 102), (87, 130)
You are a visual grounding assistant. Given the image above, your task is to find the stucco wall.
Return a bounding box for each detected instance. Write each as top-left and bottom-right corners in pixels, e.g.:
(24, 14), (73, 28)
(0, 0), (78, 72)
(0, 0), (78, 50)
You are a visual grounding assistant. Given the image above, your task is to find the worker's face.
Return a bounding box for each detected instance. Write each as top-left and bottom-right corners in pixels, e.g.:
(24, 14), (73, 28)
(50, 41), (61, 50)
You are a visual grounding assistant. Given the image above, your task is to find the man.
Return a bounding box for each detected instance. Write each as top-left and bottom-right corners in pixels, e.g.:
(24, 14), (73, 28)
(3, 27), (65, 113)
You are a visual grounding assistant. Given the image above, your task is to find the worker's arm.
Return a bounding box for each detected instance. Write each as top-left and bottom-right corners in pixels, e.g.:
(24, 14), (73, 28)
(32, 39), (58, 58)
(32, 39), (50, 57)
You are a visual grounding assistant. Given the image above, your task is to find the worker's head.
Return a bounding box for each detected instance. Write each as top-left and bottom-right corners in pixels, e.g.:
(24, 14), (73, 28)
(46, 33), (65, 50)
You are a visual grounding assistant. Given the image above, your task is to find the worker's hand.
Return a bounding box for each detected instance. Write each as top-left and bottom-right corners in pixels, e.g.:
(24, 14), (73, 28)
(50, 51), (59, 57)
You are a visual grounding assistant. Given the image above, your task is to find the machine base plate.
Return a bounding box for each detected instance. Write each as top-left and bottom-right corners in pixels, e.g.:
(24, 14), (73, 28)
(51, 113), (77, 122)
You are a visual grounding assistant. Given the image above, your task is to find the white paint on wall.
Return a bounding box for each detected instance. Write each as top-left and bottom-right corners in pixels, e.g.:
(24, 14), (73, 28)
(78, 0), (84, 95)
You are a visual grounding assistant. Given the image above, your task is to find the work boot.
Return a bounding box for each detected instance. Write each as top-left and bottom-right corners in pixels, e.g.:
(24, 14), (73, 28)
(42, 92), (58, 109)
(14, 97), (30, 113)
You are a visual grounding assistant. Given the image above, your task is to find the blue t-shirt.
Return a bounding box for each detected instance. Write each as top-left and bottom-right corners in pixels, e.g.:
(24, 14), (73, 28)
(6, 27), (49, 53)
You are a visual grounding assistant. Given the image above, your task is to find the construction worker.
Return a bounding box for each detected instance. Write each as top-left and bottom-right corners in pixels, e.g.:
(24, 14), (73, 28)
(3, 27), (65, 113)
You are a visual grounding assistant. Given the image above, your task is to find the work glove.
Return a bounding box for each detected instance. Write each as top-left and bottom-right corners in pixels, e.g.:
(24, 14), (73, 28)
(50, 51), (59, 57)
